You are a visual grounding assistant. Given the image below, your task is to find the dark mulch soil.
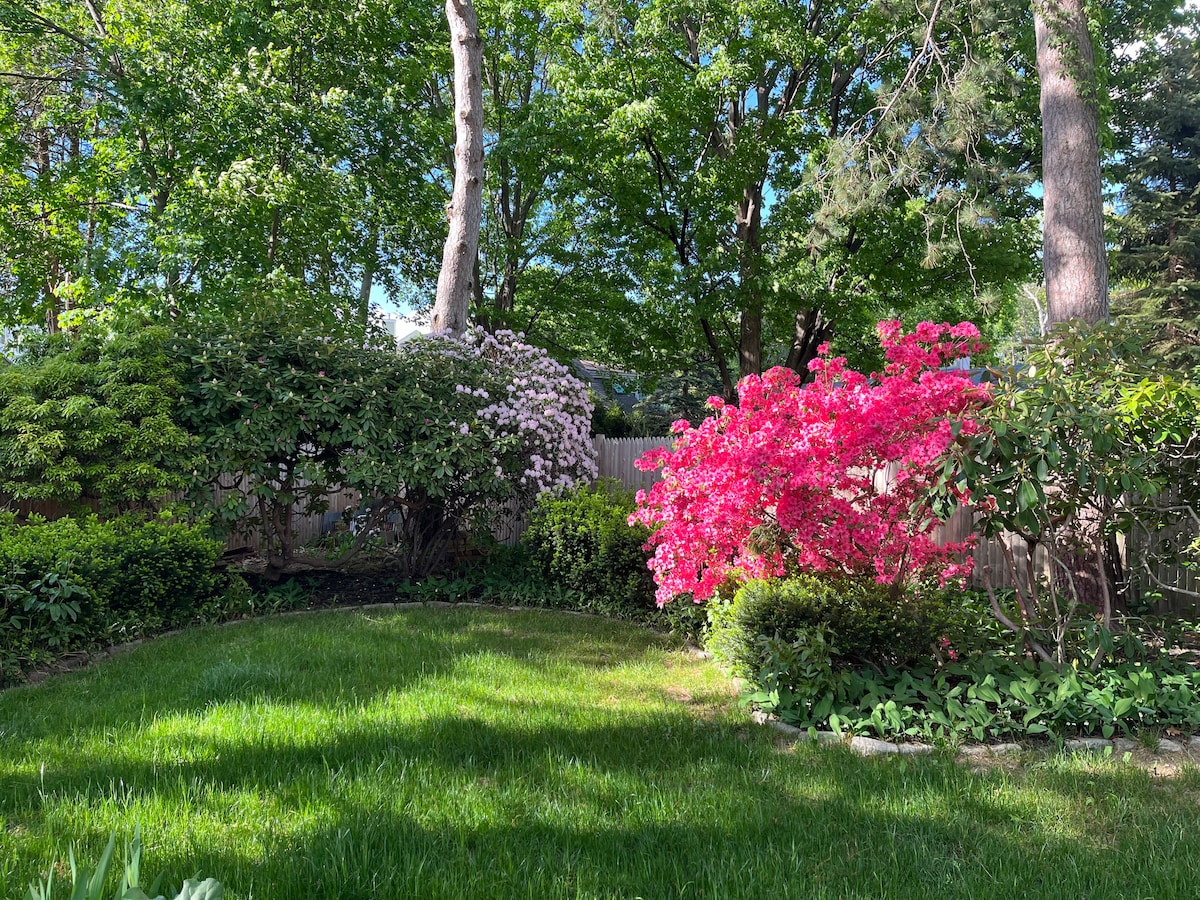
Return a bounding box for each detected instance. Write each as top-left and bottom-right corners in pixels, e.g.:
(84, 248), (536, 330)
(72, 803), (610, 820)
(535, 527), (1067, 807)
(241, 570), (403, 608)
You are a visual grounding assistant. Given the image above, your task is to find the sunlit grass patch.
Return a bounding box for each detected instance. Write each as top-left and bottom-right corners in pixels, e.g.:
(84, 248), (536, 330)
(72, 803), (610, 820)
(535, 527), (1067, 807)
(1, 607), (1198, 899)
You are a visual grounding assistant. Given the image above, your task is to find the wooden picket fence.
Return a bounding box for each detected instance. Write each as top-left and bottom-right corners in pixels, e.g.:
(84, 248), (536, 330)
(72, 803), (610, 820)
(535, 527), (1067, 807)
(5, 434), (1196, 613)
(594, 435), (666, 493)
(210, 478), (363, 552)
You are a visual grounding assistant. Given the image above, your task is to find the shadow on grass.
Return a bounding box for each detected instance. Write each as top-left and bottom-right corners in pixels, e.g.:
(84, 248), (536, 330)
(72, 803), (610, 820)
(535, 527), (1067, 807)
(2, 608), (1199, 898)
(105, 737), (1200, 900)
(0, 607), (673, 740)
(9, 713), (1200, 898)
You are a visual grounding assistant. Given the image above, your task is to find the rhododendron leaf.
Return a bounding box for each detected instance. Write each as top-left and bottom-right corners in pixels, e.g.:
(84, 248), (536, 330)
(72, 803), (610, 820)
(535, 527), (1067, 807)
(1016, 480), (1038, 510)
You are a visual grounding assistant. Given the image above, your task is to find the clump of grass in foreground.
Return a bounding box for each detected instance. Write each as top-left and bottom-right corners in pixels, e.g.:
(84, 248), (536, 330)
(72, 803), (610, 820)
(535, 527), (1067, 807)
(0, 608), (1198, 899)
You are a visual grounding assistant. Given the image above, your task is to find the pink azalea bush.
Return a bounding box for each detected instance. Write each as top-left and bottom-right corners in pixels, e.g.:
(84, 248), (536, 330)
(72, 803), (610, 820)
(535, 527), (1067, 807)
(630, 321), (989, 606)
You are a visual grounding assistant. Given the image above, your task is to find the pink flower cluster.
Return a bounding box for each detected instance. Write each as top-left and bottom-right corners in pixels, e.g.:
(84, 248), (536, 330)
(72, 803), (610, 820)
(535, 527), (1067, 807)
(630, 321), (989, 606)
(470, 330), (598, 502)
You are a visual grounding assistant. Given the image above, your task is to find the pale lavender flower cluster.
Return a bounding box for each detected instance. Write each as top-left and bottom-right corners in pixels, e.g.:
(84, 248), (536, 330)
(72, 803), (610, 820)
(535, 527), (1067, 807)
(471, 329), (598, 501)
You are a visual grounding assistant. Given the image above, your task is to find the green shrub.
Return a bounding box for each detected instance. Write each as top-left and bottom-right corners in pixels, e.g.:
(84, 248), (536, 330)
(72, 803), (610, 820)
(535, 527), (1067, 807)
(932, 322), (1200, 664)
(745, 627), (839, 721)
(521, 480), (656, 615)
(0, 323), (197, 512)
(75, 518), (222, 630)
(193, 572), (257, 623)
(0, 515), (222, 679)
(1, 559), (90, 679)
(652, 596), (710, 645)
(171, 317), (595, 579)
(707, 575), (960, 677)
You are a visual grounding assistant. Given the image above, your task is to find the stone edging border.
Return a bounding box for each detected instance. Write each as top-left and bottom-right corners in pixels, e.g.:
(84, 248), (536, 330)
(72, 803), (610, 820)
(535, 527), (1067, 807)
(749, 710), (1200, 758)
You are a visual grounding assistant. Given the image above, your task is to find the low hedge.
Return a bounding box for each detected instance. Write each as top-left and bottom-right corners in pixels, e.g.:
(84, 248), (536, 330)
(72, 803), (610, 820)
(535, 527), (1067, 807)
(707, 575), (962, 677)
(520, 480), (656, 616)
(0, 514), (223, 682)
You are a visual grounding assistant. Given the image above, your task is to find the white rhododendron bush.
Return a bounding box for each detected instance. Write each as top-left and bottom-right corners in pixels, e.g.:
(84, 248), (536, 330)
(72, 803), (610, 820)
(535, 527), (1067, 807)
(456, 328), (598, 504)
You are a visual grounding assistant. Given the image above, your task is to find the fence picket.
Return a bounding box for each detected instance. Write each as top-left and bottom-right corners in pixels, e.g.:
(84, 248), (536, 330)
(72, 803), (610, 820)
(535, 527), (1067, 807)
(5, 434), (1195, 613)
(594, 435), (670, 493)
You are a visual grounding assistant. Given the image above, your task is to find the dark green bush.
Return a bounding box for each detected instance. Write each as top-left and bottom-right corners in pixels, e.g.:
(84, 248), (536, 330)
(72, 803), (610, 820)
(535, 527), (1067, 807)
(1, 558), (90, 678)
(76, 517), (223, 629)
(398, 543), (704, 640)
(0, 323), (197, 512)
(521, 480), (656, 615)
(707, 575), (961, 677)
(0, 515), (222, 679)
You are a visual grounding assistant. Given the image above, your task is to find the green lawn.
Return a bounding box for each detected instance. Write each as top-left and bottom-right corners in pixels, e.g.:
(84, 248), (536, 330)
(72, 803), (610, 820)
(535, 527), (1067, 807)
(1, 607), (1198, 899)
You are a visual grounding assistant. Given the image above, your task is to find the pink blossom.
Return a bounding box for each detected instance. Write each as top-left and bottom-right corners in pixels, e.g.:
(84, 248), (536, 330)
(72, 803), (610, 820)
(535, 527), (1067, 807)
(631, 321), (988, 605)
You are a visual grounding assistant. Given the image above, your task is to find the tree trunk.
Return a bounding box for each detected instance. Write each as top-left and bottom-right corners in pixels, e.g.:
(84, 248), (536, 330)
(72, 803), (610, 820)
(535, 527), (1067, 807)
(358, 226), (378, 329)
(738, 304), (762, 379)
(735, 182), (764, 378)
(493, 156), (532, 320)
(785, 306), (832, 377)
(701, 317), (736, 403)
(1034, 0), (1111, 614)
(1034, 0), (1108, 325)
(432, 0), (484, 338)
(496, 262), (518, 318)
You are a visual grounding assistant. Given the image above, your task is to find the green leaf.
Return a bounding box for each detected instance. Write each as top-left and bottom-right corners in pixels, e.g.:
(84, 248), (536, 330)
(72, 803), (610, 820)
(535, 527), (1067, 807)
(1016, 479), (1039, 510)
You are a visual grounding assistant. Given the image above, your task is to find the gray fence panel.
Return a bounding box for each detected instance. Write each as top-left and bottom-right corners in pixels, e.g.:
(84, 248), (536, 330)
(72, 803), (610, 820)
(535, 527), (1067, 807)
(594, 435), (671, 493)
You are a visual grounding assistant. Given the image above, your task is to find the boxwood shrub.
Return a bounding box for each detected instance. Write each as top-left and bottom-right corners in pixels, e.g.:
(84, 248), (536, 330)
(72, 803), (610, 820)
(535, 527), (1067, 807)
(707, 575), (960, 678)
(521, 479), (656, 616)
(0, 514), (223, 681)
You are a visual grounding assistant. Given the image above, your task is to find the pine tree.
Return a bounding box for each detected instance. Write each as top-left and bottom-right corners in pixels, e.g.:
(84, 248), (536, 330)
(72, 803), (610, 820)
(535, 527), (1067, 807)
(1112, 14), (1200, 368)
(1034, 0), (1108, 326)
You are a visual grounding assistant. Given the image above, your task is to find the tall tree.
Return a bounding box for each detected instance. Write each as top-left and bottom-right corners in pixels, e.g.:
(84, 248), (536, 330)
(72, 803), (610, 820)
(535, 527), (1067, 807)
(432, 0), (484, 337)
(0, 0), (445, 330)
(1033, 0), (1107, 325)
(0, 0), (135, 330)
(545, 0), (1034, 396)
(1027, 0), (1176, 613)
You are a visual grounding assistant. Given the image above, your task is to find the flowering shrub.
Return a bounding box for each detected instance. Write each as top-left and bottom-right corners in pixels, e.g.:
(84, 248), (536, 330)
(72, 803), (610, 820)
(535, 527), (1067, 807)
(466, 329), (598, 504)
(173, 317), (594, 577)
(631, 321), (989, 605)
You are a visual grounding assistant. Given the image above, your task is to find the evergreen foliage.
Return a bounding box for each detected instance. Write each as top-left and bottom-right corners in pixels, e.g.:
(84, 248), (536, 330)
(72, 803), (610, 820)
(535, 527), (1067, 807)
(706, 575), (962, 677)
(1112, 13), (1200, 367)
(522, 480), (656, 615)
(170, 317), (594, 577)
(0, 513), (222, 680)
(0, 325), (196, 512)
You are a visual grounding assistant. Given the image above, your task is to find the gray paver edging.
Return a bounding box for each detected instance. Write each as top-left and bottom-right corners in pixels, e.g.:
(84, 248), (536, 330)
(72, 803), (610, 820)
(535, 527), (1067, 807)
(751, 710), (1200, 759)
